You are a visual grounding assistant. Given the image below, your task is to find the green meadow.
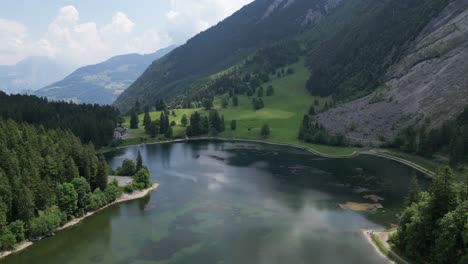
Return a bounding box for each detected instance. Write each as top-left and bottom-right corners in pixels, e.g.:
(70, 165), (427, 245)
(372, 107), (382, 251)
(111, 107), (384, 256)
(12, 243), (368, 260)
(122, 60), (361, 156)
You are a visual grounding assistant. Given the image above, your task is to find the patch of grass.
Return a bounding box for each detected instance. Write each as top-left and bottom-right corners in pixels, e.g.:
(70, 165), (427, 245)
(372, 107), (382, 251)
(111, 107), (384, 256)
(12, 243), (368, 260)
(370, 233), (407, 264)
(119, 60), (360, 157)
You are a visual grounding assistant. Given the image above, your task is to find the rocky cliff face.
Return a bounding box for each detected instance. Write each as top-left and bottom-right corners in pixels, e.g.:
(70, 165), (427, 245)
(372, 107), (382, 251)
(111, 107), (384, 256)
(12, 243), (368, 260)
(316, 0), (468, 146)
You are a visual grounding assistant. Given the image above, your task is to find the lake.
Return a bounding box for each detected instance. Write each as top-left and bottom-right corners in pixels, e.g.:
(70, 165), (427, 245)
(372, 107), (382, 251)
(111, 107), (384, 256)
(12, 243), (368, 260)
(3, 140), (426, 264)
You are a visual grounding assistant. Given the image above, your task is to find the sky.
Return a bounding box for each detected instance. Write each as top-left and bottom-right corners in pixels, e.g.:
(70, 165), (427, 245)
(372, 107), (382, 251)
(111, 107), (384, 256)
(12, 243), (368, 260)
(0, 0), (253, 67)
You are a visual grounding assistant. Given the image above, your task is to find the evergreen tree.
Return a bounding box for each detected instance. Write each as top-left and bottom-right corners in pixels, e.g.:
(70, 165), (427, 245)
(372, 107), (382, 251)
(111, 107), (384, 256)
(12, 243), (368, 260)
(95, 157), (108, 192)
(130, 110), (139, 129)
(57, 183), (78, 218)
(181, 114), (188, 126)
(260, 124), (270, 138)
(232, 96), (239, 107)
(231, 120), (237, 130)
(406, 176), (420, 206)
(136, 151), (144, 171)
(143, 111), (152, 129)
(266, 85), (274, 96)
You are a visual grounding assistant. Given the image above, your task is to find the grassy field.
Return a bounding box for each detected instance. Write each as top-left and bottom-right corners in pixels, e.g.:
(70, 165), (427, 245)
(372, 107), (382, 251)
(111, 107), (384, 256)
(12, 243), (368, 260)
(119, 60), (360, 156)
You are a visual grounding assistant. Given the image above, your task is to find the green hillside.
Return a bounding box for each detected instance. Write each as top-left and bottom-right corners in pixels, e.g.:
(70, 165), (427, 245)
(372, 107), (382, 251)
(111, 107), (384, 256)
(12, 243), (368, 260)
(120, 60), (359, 156)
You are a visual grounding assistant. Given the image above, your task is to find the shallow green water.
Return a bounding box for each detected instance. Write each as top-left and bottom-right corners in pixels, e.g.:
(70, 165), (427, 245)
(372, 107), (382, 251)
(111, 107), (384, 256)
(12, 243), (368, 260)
(3, 141), (426, 264)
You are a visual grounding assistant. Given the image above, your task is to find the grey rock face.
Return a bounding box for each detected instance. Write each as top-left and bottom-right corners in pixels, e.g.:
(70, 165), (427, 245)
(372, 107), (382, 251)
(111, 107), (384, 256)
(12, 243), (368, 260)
(317, 0), (468, 146)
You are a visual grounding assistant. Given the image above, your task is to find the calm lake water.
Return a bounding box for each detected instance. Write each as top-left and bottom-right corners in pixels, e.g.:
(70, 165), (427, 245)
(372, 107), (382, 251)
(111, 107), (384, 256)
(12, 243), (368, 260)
(3, 140), (426, 264)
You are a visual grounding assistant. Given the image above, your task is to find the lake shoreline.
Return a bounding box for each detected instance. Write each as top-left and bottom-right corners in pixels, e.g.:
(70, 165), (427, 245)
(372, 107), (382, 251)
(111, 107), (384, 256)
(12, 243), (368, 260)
(361, 229), (410, 264)
(108, 137), (434, 177)
(0, 183), (159, 260)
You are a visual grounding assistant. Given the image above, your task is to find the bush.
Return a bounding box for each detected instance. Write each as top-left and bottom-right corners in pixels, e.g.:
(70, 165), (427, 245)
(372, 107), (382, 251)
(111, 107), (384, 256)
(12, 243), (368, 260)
(29, 207), (63, 239)
(0, 230), (16, 251)
(260, 124), (270, 138)
(134, 169), (151, 189)
(104, 180), (122, 203)
(116, 159), (136, 176)
(8, 220), (25, 243)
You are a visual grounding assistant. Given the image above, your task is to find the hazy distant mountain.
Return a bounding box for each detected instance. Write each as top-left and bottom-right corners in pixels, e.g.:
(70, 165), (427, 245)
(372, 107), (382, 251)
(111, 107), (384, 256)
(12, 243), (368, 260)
(0, 57), (73, 94)
(34, 45), (176, 105)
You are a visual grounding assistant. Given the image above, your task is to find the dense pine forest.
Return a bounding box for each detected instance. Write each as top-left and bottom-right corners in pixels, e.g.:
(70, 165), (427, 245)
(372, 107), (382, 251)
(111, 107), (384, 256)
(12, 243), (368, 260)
(393, 106), (468, 166)
(392, 168), (467, 263)
(0, 92), (120, 146)
(0, 118), (117, 250)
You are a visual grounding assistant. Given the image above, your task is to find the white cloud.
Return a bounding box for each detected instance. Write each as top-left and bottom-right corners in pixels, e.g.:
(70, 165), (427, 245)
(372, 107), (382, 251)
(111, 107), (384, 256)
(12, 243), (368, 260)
(0, 18), (29, 64)
(0, 1), (253, 66)
(165, 0), (253, 43)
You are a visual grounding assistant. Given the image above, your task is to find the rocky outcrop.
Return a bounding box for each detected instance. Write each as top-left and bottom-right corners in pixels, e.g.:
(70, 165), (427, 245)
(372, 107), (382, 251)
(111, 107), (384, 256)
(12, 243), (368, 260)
(317, 0), (468, 146)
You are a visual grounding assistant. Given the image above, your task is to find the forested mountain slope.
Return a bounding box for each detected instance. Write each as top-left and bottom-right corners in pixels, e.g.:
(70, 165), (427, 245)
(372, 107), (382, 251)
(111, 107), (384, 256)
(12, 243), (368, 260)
(114, 0), (342, 112)
(34, 46), (175, 105)
(316, 0), (468, 145)
(0, 92), (120, 146)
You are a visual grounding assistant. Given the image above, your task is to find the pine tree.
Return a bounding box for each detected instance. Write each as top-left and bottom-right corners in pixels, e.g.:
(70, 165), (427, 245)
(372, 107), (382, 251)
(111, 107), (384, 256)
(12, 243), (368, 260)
(181, 114), (188, 126)
(130, 110), (139, 129)
(136, 151), (143, 171)
(95, 157), (108, 191)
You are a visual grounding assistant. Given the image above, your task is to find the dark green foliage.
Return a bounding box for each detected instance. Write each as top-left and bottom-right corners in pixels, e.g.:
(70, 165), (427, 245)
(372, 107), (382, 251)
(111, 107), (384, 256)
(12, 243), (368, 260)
(136, 151), (144, 172)
(266, 86), (274, 96)
(308, 105), (316, 115)
(257, 87), (264, 97)
(146, 120), (159, 138)
(71, 177), (91, 216)
(393, 167), (467, 263)
(104, 180), (122, 204)
(298, 115), (347, 146)
(209, 110), (224, 133)
(221, 97), (229, 108)
(252, 98), (264, 110)
(0, 92), (120, 146)
(57, 183), (78, 218)
(95, 157), (109, 191)
(393, 106), (468, 165)
(29, 206), (64, 238)
(186, 110), (225, 137)
(134, 169), (151, 189)
(155, 100), (167, 111)
(406, 176), (420, 206)
(181, 114), (188, 126)
(232, 96), (239, 107)
(143, 111), (151, 129)
(116, 159), (136, 176)
(305, 0), (449, 100)
(130, 109), (139, 129)
(202, 98), (214, 110)
(158, 112), (170, 135)
(0, 118), (119, 244)
(231, 120), (237, 130)
(170, 121), (176, 127)
(260, 124), (270, 138)
(165, 126), (173, 138)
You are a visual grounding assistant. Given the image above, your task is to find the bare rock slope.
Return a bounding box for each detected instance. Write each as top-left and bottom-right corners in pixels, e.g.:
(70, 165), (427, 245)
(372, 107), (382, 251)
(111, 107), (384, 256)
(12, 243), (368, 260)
(317, 0), (468, 146)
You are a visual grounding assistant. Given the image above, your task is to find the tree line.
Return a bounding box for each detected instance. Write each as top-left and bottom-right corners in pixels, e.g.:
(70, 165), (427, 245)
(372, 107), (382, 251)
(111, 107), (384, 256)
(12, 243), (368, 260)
(0, 92), (121, 146)
(0, 118), (116, 250)
(392, 106), (468, 166)
(392, 168), (467, 263)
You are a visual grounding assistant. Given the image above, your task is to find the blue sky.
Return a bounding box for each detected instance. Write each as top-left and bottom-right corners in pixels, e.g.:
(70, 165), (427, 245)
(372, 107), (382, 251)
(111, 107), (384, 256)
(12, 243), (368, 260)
(0, 0), (252, 66)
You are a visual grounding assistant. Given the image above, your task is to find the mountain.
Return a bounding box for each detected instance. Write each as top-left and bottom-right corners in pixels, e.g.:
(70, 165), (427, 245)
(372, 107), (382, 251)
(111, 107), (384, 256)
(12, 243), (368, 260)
(34, 45), (176, 105)
(114, 0), (343, 112)
(115, 0), (464, 147)
(315, 0), (468, 145)
(0, 57), (73, 94)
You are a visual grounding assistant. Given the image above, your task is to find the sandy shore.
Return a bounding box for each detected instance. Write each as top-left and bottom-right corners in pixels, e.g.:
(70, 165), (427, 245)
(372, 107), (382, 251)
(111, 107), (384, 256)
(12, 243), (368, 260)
(0, 183), (159, 259)
(361, 229), (409, 264)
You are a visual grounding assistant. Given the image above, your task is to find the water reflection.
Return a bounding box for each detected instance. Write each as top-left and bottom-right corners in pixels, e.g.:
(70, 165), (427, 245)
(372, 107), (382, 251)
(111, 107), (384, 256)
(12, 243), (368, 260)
(3, 140), (427, 264)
